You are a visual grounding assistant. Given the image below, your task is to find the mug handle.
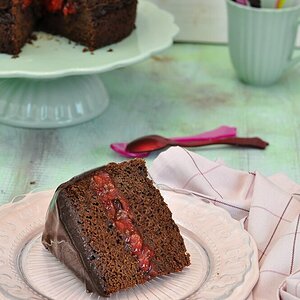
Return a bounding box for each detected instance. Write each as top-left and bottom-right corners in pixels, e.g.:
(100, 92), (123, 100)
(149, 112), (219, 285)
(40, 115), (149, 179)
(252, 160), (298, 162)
(287, 20), (300, 68)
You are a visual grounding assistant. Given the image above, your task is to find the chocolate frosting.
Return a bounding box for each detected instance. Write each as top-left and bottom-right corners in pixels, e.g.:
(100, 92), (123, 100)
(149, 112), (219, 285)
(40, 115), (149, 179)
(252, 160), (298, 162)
(41, 167), (109, 296)
(42, 189), (103, 295)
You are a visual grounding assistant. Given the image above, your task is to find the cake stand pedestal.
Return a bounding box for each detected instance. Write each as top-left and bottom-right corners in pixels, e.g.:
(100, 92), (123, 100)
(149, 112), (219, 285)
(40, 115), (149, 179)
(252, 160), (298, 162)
(0, 75), (109, 128)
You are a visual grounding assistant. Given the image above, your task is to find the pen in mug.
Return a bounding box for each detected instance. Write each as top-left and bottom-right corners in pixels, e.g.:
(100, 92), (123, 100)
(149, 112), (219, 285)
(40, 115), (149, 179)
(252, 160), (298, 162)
(235, 0), (249, 5)
(249, 0), (261, 7)
(276, 0), (287, 7)
(276, 0), (300, 8)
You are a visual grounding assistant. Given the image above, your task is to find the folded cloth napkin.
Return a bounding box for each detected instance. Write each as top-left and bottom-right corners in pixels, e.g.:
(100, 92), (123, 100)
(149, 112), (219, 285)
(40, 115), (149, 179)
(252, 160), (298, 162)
(149, 147), (300, 300)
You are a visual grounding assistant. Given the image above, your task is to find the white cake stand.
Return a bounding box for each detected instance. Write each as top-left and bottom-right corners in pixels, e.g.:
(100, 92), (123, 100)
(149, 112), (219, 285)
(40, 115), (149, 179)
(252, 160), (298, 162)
(0, 1), (178, 128)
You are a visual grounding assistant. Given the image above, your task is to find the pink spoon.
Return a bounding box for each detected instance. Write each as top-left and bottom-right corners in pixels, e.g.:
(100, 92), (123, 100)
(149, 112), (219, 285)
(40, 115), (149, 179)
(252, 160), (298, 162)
(126, 136), (269, 153)
(110, 126), (237, 158)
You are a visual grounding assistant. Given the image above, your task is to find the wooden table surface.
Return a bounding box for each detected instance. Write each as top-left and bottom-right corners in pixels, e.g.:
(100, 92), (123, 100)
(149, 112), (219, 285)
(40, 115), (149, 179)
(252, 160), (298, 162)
(1, 43), (300, 205)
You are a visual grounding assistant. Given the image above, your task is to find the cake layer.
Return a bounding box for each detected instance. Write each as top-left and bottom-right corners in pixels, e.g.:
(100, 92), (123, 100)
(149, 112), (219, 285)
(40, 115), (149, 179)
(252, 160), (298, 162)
(42, 159), (190, 297)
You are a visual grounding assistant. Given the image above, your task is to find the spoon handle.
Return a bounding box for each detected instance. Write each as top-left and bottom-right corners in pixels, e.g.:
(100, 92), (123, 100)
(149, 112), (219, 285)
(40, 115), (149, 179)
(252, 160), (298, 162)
(170, 126), (237, 143)
(169, 137), (269, 149)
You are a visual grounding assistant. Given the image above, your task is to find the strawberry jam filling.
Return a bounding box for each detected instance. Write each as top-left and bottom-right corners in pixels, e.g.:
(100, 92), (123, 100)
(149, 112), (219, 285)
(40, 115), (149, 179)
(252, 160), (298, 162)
(91, 172), (157, 277)
(22, 0), (77, 14)
(62, 2), (77, 16)
(22, 0), (33, 9)
(45, 0), (77, 15)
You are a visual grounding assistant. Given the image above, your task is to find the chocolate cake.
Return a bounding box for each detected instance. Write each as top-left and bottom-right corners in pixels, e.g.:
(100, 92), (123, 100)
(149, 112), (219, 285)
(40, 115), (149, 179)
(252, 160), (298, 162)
(0, 0), (38, 55)
(0, 0), (137, 55)
(42, 159), (190, 297)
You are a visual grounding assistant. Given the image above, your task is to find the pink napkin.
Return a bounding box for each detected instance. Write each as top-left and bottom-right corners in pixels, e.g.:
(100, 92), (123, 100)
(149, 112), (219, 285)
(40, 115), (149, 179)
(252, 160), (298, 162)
(149, 147), (300, 300)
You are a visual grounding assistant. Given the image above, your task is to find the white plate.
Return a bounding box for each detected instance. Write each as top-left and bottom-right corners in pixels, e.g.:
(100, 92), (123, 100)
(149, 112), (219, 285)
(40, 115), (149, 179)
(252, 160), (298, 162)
(0, 190), (259, 300)
(0, 1), (179, 79)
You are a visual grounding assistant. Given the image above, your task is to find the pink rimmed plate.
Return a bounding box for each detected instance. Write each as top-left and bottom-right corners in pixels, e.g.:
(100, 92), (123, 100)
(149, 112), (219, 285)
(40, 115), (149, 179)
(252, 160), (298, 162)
(0, 190), (258, 300)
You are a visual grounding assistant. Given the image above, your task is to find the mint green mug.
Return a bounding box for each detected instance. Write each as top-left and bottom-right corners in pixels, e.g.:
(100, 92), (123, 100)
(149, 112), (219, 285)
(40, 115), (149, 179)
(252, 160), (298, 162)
(226, 0), (300, 86)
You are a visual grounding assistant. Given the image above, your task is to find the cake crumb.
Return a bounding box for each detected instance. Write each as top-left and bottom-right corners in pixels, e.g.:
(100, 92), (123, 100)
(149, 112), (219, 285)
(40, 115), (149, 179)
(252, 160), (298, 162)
(28, 33), (37, 44)
(107, 48), (113, 52)
(82, 47), (94, 54)
(30, 181), (36, 185)
(152, 55), (173, 63)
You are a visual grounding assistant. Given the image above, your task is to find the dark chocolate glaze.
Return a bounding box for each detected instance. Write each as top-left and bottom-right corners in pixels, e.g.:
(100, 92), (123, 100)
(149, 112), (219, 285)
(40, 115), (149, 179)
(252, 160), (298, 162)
(42, 167), (110, 296)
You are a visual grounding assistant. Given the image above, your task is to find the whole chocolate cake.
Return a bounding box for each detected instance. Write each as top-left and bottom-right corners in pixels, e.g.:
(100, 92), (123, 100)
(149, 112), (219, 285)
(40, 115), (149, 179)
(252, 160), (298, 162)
(42, 159), (190, 297)
(0, 0), (137, 55)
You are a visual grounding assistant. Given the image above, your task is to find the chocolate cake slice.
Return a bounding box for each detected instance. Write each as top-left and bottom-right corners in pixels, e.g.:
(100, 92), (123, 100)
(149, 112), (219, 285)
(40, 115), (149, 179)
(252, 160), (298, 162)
(42, 159), (190, 297)
(0, 0), (38, 54)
